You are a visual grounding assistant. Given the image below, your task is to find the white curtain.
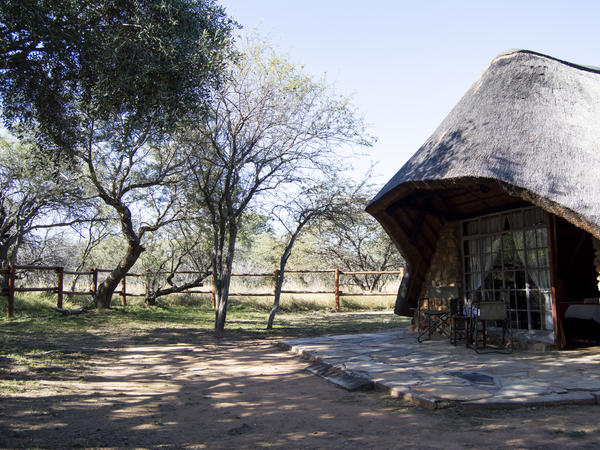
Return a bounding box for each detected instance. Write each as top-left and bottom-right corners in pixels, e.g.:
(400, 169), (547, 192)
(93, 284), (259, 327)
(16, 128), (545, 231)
(513, 229), (553, 330)
(469, 216), (503, 294)
(463, 208), (553, 331)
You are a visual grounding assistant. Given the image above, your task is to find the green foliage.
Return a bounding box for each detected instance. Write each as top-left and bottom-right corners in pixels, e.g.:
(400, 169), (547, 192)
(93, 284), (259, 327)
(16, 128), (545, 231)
(138, 220), (212, 272)
(308, 185), (405, 290)
(0, 136), (89, 268)
(179, 36), (373, 330)
(237, 213), (272, 248)
(0, 0), (237, 152)
(0, 136), (82, 205)
(234, 231), (280, 272)
(1, 1), (237, 309)
(81, 234), (128, 270)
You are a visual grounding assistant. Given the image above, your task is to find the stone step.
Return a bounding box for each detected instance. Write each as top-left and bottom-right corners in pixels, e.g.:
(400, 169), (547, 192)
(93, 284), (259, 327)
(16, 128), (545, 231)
(306, 363), (373, 391)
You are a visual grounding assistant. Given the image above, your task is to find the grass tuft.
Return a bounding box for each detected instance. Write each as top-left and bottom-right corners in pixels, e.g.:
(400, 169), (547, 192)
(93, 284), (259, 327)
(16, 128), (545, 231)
(1, 293), (408, 343)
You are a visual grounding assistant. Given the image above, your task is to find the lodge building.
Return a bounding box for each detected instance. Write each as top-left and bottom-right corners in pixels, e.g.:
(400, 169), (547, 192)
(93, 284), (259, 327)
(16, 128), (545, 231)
(367, 50), (600, 348)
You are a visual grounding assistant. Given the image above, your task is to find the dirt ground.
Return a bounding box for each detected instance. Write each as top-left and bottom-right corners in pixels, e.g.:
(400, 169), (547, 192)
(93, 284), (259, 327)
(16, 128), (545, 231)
(2, 329), (600, 449)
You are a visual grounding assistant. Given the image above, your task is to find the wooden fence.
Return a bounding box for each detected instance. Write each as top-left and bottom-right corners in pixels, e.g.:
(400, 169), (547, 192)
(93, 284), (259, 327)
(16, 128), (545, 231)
(0, 265), (404, 318)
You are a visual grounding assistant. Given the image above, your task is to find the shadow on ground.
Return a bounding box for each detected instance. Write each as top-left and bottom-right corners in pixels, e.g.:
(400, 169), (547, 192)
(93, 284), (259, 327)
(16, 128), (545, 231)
(2, 325), (600, 448)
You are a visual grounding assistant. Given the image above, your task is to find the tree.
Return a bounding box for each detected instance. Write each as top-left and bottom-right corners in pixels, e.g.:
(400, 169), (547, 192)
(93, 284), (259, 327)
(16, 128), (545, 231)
(1, 0), (237, 308)
(81, 129), (190, 308)
(0, 136), (89, 288)
(140, 220), (212, 306)
(0, 0), (236, 153)
(180, 39), (373, 332)
(68, 209), (117, 291)
(141, 208), (268, 307)
(313, 187), (405, 291)
(267, 181), (354, 329)
(232, 212), (273, 272)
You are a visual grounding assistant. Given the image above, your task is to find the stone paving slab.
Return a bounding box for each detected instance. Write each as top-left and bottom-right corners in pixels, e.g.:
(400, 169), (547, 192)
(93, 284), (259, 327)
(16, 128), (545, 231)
(279, 328), (600, 409)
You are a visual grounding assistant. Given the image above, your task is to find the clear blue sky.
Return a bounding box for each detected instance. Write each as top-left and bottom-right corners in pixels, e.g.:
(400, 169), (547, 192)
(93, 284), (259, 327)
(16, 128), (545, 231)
(219, 0), (600, 186)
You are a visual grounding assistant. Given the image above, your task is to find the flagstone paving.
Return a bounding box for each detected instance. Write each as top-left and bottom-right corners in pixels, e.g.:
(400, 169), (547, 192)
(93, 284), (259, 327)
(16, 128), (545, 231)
(279, 328), (600, 409)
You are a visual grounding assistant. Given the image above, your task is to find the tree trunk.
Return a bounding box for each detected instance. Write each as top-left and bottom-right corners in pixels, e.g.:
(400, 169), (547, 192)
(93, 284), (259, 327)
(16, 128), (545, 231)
(214, 287), (228, 332)
(267, 268), (284, 329)
(267, 225), (304, 329)
(94, 240), (144, 308)
(214, 223), (237, 334)
(145, 293), (157, 306)
(0, 267), (8, 293)
(144, 270), (156, 306)
(0, 235), (17, 292)
(0, 259), (9, 293)
(214, 264), (233, 333)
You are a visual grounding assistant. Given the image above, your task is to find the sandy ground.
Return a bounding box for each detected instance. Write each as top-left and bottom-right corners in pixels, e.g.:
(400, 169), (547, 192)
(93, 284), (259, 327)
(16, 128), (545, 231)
(2, 329), (600, 448)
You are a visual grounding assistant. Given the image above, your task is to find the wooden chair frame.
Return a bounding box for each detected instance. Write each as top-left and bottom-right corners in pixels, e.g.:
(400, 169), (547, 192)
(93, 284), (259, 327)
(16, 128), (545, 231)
(415, 286), (459, 343)
(472, 300), (513, 353)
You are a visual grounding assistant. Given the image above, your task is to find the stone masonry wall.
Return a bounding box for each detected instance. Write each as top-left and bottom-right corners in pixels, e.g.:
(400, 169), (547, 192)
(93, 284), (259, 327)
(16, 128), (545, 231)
(593, 238), (600, 293)
(420, 221), (463, 298)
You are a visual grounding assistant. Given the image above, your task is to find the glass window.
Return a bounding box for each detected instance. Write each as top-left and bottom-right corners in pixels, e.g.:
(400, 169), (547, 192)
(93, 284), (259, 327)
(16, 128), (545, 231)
(463, 220), (478, 236)
(461, 207), (553, 332)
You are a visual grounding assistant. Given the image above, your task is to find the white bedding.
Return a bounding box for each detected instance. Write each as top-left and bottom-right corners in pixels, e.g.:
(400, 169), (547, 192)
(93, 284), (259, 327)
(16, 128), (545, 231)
(564, 304), (600, 324)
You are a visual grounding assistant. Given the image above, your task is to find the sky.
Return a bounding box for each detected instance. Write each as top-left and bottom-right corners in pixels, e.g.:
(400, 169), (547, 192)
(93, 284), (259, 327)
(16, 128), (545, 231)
(218, 0), (600, 187)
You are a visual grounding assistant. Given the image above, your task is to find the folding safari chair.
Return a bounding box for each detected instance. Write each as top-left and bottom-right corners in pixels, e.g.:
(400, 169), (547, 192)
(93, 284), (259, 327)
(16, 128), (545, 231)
(472, 301), (513, 353)
(415, 286), (459, 343)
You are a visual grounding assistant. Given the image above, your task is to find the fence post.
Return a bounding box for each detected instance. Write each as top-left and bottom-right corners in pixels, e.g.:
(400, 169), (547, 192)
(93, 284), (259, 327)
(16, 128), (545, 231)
(90, 268), (98, 299)
(56, 266), (64, 309)
(121, 276), (127, 306)
(7, 265), (15, 318)
(211, 271), (216, 309)
(334, 268), (340, 312)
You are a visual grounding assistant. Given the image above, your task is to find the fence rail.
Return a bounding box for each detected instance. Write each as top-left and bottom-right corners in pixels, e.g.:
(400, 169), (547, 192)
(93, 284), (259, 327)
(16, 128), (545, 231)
(0, 265), (404, 318)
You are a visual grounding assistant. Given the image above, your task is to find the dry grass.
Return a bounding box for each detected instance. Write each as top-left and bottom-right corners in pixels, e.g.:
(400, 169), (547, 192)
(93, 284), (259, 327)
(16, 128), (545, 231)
(12, 269), (400, 313)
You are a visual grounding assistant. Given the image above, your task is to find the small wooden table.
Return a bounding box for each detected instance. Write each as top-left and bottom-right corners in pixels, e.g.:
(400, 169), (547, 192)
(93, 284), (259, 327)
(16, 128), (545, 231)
(450, 314), (470, 347)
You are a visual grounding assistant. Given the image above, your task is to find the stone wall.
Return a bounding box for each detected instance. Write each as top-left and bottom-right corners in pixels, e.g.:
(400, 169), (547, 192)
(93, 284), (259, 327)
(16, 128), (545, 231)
(593, 238), (600, 293)
(420, 221), (462, 298)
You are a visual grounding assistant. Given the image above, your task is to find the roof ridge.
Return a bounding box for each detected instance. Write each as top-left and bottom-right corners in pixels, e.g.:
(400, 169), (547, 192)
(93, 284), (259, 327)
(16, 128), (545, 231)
(496, 49), (600, 74)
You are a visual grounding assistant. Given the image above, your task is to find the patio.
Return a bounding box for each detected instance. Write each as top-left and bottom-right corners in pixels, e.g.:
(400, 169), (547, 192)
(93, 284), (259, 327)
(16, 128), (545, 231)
(279, 328), (600, 409)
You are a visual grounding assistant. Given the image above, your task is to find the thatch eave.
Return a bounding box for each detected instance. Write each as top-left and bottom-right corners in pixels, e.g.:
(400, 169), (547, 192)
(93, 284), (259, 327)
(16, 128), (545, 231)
(369, 176), (600, 242)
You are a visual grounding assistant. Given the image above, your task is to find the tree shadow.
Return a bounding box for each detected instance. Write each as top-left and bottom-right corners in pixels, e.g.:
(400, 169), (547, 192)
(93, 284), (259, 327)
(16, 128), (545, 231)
(3, 318), (600, 448)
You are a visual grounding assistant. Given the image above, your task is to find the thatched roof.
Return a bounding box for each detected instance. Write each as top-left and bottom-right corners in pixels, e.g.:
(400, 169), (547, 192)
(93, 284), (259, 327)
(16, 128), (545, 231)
(367, 50), (600, 314)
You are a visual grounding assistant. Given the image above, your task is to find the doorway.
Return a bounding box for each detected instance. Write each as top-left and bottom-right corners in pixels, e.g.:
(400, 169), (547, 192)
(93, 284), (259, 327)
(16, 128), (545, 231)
(553, 216), (600, 347)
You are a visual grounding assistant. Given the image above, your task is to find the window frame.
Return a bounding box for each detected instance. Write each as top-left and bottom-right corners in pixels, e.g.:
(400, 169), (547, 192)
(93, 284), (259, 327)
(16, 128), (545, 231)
(460, 206), (553, 335)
